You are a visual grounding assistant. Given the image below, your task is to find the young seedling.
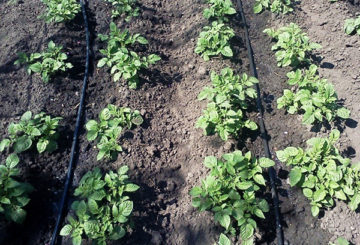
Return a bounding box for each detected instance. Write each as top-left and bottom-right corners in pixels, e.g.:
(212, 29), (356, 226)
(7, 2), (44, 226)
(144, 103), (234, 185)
(0, 154), (34, 223)
(60, 166), (139, 245)
(276, 130), (360, 217)
(264, 23), (321, 67)
(190, 151), (275, 244)
(344, 16), (360, 35)
(97, 22), (161, 89)
(254, 0), (294, 14)
(195, 21), (235, 61)
(15, 41), (73, 83)
(0, 111), (62, 154)
(203, 0), (237, 22)
(40, 0), (80, 23)
(196, 68), (258, 141)
(85, 104), (143, 161)
(277, 64), (350, 125)
(104, 0), (139, 21)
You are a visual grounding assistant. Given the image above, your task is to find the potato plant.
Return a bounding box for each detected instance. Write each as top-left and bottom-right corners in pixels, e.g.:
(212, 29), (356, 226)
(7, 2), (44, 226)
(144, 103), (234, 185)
(253, 0), (294, 14)
(344, 16), (360, 35)
(276, 130), (360, 217)
(195, 21), (235, 61)
(190, 151), (275, 244)
(203, 0), (236, 22)
(0, 111), (62, 154)
(97, 22), (161, 89)
(15, 41), (73, 83)
(277, 65), (350, 125)
(86, 104), (143, 161)
(98, 23), (148, 47)
(60, 166), (139, 245)
(0, 154), (33, 224)
(264, 23), (322, 67)
(40, 0), (80, 23)
(104, 0), (139, 21)
(216, 233), (231, 245)
(196, 68), (258, 141)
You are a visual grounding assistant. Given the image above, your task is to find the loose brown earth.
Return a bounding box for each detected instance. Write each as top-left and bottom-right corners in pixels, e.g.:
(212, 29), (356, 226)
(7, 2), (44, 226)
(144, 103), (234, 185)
(0, 0), (359, 245)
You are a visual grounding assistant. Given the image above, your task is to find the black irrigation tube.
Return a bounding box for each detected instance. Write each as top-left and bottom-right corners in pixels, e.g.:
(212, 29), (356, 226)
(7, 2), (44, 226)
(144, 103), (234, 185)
(235, 0), (284, 244)
(50, 0), (91, 244)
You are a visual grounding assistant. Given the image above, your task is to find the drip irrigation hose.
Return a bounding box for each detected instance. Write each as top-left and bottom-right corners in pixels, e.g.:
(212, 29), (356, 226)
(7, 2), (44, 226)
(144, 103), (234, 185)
(50, 0), (90, 244)
(234, 1), (284, 244)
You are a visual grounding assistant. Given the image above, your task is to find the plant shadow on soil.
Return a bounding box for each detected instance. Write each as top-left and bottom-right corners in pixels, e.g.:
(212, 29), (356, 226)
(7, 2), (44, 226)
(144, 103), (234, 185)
(0, 57), (19, 74)
(1, 168), (64, 245)
(308, 116), (358, 138)
(140, 68), (183, 88)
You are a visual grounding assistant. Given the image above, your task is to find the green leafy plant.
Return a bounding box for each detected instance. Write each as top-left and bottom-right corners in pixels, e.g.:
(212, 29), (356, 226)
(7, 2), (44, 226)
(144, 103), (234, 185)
(97, 23), (149, 47)
(85, 104), (143, 161)
(277, 64), (350, 125)
(97, 22), (161, 89)
(195, 21), (235, 61)
(196, 68), (258, 141)
(40, 0), (80, 23)
(104, 0), (139, 21)
(330, 237), (350, 245)
(344, 16), (360, 35)
(60, 166), (139, 245)
(15, 41), (73, 83)
(190, 151), (275, 244)
(276, 130), (360, 217)
(0, 154), (34, 223)
(216, 233), (232, 245)
(203, 0), (236, 22)
(254, 0), (294, 14)
(0, 111), (62, 154)
(264, 23), (322, 67)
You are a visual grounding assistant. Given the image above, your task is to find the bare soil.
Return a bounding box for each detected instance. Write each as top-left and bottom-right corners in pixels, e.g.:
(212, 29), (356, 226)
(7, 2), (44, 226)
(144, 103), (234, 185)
(0, 0), (359, 245)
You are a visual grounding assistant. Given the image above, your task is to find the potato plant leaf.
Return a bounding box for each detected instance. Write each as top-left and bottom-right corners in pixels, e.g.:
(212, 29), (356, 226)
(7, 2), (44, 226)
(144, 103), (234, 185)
(61, 166), (138, 244)
(196, 68), (258, 141)
(218, 233), (231, 245)
(97, 22), (160, 89)
(85, 104), (143, 161)
(277, 65), (350, 126)
(1, 111), (61, 154)
(190, 151), (272, 243)
(40, 0), (80, 23)
(0, 155), (33, 223)
(264, 23), (321, 68)
(277, 131), (360, 216)
(15, 41), (73, 83)
(289, 167), (302, 186)
(195, 21), (235, 61)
